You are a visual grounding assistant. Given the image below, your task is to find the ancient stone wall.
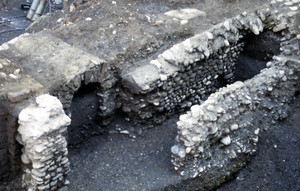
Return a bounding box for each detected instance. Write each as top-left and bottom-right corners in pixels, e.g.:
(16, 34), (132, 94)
(0, 0), (298, 190)
(17, 94), (71, 191)
(170, 5), (299, 187)
(119, 9), (266, 122)
(120, 39), (244, 121)
(119, 2), (299, 125)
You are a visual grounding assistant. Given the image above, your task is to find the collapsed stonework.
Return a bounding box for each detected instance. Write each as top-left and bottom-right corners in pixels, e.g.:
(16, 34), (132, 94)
(0, 0), (299, 190)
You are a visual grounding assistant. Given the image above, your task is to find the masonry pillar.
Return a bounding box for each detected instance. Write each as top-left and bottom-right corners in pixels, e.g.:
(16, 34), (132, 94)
(17, 94), (71, 191)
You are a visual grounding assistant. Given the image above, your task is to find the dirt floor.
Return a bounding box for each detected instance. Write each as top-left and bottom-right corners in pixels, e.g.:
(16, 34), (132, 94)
(65, 86), (300, 191)
(1, 1), (300, 191)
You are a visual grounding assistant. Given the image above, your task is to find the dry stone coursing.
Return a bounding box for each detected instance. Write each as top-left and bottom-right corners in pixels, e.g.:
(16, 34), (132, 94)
(172, 55), (299, 179)
(17, 94), (70, 191)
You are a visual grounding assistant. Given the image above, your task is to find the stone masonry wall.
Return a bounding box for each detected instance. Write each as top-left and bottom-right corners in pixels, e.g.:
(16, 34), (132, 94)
(171, 55), (299, 180)
(120, 10), (265, 122)
(170, 4), (299, 186)
(121, 40), (244, 122)
(17, 94), (71, 191)
(120, 1), (299, 125)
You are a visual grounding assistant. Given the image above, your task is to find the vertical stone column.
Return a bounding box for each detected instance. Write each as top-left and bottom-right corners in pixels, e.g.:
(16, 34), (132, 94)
(17, 94), (71, 191)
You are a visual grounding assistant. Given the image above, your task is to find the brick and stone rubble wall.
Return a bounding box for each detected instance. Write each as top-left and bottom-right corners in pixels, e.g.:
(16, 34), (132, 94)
(0, 56), (44, 182)
(17, 94), (71, 191)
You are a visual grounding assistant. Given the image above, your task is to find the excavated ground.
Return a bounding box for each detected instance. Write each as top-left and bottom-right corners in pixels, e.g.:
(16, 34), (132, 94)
(65, 61), (300, 191)
(1, 0), (300, 191)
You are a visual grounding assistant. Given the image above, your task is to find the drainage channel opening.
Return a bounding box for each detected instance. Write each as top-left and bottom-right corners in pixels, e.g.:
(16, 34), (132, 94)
(234, 30), (282, 82)
(67, 83), (103, 148)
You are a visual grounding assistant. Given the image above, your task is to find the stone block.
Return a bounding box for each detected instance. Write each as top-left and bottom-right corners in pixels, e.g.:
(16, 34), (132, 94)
(8, 89), (31, 103)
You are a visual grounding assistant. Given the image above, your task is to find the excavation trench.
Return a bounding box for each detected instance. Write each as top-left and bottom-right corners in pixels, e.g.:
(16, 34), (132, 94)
(1, 1), (299, 190)
(66, 30), (281, 190)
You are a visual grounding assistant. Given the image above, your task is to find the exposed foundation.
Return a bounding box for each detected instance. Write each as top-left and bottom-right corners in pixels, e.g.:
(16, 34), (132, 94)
(0, 0), (299, 190)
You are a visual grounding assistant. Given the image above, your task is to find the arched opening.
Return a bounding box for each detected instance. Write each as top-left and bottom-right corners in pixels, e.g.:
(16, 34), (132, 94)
(67, 83), (103, 148)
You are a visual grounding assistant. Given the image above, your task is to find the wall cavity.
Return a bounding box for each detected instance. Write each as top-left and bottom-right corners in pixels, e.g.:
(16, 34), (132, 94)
(17, 95), (71, 191)
(234, 30), (281, 81)
(67, 83), (101, 147)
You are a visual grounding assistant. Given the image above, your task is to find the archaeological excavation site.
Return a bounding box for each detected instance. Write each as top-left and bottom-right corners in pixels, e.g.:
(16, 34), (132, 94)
(0, 0), (299, 190)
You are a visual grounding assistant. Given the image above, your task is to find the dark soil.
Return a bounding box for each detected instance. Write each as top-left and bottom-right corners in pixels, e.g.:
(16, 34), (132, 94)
(216, 94), (300, 191)
(234, 30), (282, 82)
(65, 86), (300, 191)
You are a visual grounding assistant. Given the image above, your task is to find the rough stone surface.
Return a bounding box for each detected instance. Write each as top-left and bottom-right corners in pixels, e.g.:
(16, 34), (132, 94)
(172, 40), (299, 190)
(18, 94), (71, 191)
(24, 0), (272, 122)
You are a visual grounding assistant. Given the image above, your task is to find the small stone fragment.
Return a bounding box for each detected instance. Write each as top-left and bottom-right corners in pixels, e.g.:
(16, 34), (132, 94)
(120, 130), (129, 134)
(0, 72), (6, 79)
(9, 74), (18, 80)
(230, 124), (239, 131)
(14, 69), (20, 75)
(221, 136), (231, 145)
(21, 153), (30, 164)
(171, 145), (179, 154)
(289, 6), (298, 11)
(224, 20), (230, 30)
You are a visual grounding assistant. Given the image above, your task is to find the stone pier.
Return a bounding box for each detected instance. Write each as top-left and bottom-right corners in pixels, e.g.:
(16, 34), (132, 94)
(18, 94), (70, 191)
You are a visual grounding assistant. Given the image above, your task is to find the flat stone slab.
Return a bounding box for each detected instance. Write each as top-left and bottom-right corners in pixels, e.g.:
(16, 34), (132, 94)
(0, 57), (44, 104)
(0, 30), (106, 108)
(0, 31), (105, 91)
